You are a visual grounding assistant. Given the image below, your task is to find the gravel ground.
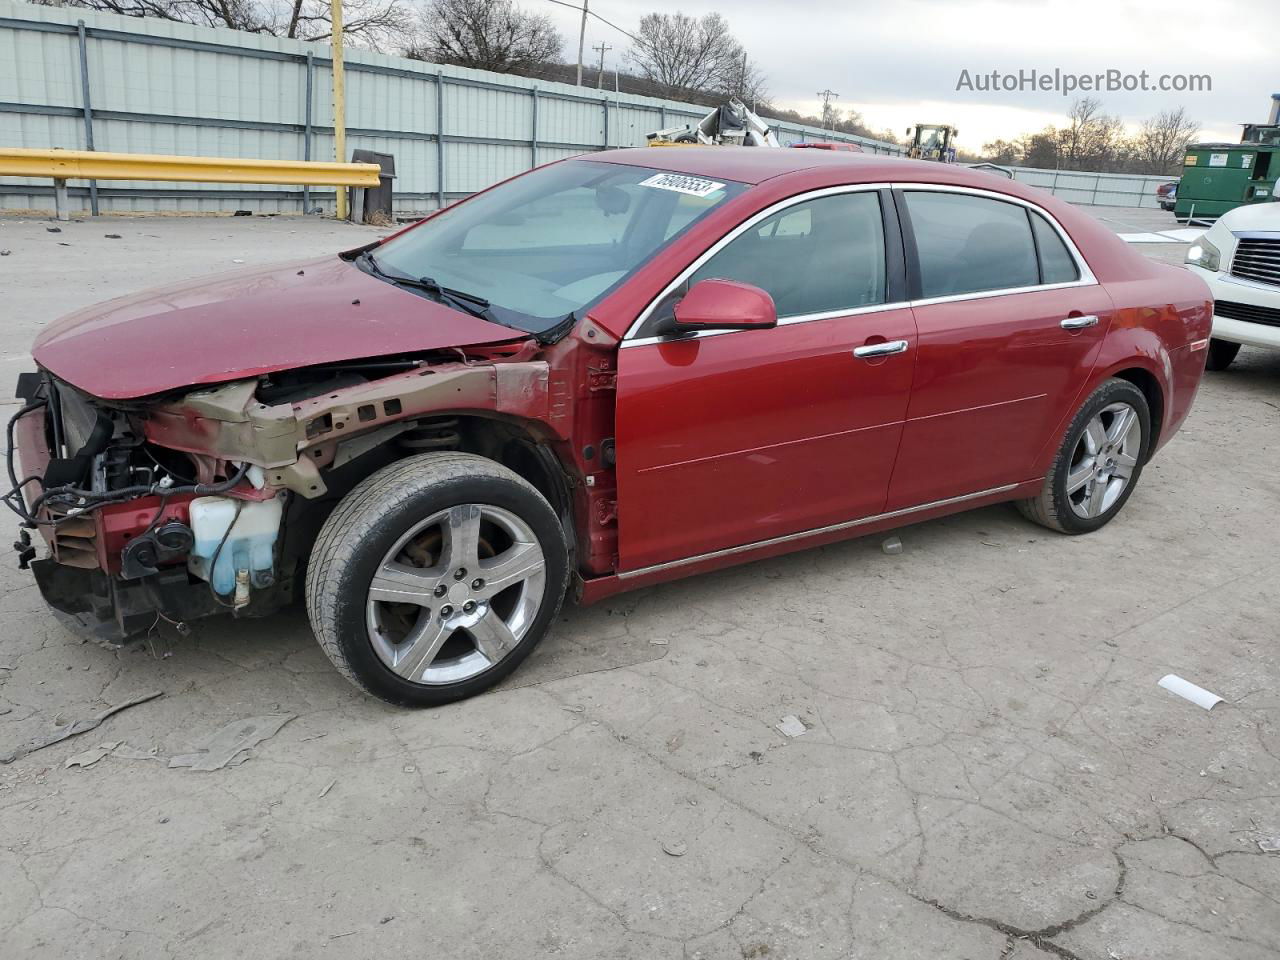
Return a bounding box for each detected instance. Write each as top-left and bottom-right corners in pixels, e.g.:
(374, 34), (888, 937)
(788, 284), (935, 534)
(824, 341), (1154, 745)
(0, 209), (1277, 960)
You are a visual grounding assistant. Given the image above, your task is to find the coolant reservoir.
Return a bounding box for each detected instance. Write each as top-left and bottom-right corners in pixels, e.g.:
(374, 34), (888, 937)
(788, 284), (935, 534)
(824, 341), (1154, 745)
(187, 495), (285, 598)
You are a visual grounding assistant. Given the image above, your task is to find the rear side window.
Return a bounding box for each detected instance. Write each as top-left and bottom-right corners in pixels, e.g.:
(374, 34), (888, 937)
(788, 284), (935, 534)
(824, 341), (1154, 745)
(905, 192), (1039, 298)
(690, 191), (886, 318)
(1030, 212), (1080, 284)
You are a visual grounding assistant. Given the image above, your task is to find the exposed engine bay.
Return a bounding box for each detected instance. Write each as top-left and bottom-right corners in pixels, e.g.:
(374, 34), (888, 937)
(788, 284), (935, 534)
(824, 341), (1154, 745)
(6, 337), (603, 642)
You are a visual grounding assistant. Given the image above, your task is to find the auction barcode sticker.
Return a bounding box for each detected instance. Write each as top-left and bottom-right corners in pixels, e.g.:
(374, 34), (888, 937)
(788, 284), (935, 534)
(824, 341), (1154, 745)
(639, 173), (726, 197)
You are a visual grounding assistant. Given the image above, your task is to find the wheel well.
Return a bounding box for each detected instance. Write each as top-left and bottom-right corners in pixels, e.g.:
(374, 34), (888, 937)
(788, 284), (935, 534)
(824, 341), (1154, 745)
(1112, 368), (1164, 452)
(282, 414), (577, 583)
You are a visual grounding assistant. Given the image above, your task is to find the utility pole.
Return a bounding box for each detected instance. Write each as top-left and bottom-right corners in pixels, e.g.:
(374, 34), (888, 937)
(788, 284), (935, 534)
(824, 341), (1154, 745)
(593, 42), (612, 90)
(817, 88), (839, 132)
(575, 0), (589, 86)
(331, 0), (347, 220)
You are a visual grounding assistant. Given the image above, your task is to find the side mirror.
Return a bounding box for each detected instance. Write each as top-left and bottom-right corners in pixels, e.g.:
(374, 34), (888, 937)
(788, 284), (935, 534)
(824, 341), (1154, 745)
(670, 278), (777, 333)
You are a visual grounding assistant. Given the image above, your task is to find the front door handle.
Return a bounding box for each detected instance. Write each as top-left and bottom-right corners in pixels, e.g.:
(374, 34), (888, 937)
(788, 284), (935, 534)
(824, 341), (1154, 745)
(853, 339), (909, 359)
(1060, 314), (1099, 330)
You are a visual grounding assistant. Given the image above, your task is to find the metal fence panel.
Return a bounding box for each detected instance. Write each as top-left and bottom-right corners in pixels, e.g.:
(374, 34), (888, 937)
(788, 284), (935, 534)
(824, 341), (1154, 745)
(1002, 166), (1172, 209)
(0, 0), (903, 216)
(5, 4), (1173, 216)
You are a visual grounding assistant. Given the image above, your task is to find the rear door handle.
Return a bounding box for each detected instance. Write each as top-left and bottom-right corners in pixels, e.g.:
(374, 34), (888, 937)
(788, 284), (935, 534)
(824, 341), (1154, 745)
(853, 339), (909, 359)
(1060, 314), (1099, 330)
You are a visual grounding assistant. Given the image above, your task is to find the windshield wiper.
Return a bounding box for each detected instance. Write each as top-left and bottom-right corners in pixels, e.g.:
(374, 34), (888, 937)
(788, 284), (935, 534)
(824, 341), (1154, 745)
(359, 252), (494, 321)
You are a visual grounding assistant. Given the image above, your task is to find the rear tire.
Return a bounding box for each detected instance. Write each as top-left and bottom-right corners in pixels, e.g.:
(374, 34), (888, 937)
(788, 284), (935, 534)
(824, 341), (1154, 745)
(1017, 378), (1150, 535)
(1205, 338), (1240, 371)
(306, 453), (569, 707)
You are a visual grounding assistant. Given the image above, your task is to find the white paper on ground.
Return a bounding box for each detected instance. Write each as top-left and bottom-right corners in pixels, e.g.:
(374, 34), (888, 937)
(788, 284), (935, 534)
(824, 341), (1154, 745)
(1118, 232), (1175, 244)
(775, 715), (807, 737)
(1118, 228), (1205, 245)
(1157, 227), (1207, 243)
(1158, 674), (1224, 710)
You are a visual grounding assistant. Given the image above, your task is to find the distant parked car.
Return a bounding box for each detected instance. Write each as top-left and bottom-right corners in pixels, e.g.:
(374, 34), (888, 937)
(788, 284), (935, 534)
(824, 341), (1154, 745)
(790, 141), (863, 152)
(1184, 199), (1280, 369)
(1156, 180), (1178, 212)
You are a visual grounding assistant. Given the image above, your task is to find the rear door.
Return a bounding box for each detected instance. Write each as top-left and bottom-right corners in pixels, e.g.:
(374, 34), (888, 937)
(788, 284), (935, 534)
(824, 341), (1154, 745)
(614, 188), (917, 571)
(885, 188), (1113, 511)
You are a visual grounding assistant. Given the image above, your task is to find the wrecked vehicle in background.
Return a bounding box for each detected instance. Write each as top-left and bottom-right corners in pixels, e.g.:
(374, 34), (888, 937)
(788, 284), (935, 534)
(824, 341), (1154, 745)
(10, 149), (1212, 706)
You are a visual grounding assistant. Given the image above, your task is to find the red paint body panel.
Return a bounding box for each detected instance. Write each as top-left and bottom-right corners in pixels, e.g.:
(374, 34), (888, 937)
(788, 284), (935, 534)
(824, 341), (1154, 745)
(96, 496), (195, 574)
(886, 285), (1115, 509)
(615, 307), (917, 570)
(578, 479), (1046, 605)
(32, 257), (519, 399)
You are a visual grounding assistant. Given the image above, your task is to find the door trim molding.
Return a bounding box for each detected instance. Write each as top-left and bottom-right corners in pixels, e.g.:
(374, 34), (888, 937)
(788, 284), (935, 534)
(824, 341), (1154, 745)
(615, 482), (1020, 579)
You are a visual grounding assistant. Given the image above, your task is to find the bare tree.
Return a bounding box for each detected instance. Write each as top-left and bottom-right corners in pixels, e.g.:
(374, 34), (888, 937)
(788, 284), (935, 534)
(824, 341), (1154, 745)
(980, 139), (1022, 166)
(409, 0), (563, 74)
(50, 0), (413, 47)
(1019, 129), (1061, 168)
(1056, 97), (1127, 170)
(626, 12), (748, 100)
(1134, 107), (1199, 175)
(716, 48), (768, 106)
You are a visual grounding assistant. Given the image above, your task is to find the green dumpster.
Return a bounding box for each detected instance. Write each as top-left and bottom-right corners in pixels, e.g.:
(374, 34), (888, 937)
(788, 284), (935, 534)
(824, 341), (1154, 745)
(1175, 125), (1279, 221)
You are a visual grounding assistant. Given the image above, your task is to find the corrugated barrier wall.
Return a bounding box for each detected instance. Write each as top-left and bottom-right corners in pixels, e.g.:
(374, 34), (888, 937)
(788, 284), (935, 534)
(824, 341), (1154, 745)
(0, 0), (903, 216)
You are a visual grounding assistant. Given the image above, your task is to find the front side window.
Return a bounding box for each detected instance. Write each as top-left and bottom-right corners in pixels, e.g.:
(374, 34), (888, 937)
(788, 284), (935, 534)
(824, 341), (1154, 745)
(688, 191), (887, 319)
(369, 161), (747, 335)
(905, 191), (1039, 298)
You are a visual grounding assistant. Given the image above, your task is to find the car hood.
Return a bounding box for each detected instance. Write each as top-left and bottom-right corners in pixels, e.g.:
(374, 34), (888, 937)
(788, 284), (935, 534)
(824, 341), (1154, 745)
(33, 256), (523, 400)
(1219, 201), (1280, 233)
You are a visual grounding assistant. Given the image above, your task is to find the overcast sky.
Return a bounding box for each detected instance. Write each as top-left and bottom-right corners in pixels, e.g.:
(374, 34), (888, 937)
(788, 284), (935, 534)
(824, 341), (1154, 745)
(537, 0), (1275, 147)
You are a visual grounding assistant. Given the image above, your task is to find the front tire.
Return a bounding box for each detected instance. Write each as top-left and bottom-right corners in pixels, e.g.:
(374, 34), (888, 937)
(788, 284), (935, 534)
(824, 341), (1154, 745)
(306, 453), (569, 706)
(1204, 338), (1240, 371)
(1017, 378), (1151, 535)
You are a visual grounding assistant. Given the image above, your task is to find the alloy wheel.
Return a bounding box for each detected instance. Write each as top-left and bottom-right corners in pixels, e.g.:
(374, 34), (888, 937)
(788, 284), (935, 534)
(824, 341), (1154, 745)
(1065, 401), (1142, 520)
(365, 503), (546, 685)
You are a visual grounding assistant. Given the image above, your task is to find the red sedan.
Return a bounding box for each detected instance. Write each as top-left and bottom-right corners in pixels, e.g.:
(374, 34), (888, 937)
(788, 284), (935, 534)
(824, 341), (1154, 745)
(12, 149), (1212, 705)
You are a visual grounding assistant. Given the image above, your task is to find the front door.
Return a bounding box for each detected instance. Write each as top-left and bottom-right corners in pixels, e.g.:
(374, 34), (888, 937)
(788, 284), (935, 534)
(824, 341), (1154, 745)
(614, 189), (917, 572)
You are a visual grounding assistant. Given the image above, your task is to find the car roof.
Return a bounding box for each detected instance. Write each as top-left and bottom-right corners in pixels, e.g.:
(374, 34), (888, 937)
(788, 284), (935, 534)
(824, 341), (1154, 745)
(588, 145), (895, 184)
(587, 146), (1050, 198)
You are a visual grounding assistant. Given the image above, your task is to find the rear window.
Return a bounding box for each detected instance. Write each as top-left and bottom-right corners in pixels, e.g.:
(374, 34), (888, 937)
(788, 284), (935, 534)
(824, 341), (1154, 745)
(905, 191), (1039, 298)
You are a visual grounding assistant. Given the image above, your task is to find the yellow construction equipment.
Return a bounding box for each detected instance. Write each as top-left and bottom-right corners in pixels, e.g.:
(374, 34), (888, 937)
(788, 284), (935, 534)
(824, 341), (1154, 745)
(906, 124), (958, 162)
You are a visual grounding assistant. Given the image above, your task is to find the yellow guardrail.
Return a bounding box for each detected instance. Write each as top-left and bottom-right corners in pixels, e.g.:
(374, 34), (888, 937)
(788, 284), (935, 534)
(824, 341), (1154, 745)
(0, 148), (381, 186)
(1, 148), (382, 220)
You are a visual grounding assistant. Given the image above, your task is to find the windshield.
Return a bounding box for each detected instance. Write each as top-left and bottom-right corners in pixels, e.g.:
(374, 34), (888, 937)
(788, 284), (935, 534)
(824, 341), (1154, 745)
(918, 127), (945, 150)
(368, 160), (748, 335)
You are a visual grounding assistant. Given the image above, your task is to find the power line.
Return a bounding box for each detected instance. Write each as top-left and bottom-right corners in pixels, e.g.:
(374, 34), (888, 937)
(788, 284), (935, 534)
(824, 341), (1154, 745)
(542, 0), (641, 45)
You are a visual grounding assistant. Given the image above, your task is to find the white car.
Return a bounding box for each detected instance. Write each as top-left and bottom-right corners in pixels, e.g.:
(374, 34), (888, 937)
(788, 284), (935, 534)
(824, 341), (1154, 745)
(1184, 201), (1280, 370)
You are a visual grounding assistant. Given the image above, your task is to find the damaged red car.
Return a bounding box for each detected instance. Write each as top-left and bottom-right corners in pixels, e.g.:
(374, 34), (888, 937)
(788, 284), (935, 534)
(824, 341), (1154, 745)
(10, 149), (1212, 706)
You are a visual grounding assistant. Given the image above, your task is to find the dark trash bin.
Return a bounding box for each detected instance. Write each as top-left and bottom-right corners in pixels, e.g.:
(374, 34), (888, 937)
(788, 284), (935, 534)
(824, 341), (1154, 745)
(349, 150), (396, 224)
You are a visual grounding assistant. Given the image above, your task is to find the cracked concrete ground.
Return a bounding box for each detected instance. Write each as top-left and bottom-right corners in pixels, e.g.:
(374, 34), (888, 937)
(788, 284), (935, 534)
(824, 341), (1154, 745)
(0, 210), (1277, 960)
